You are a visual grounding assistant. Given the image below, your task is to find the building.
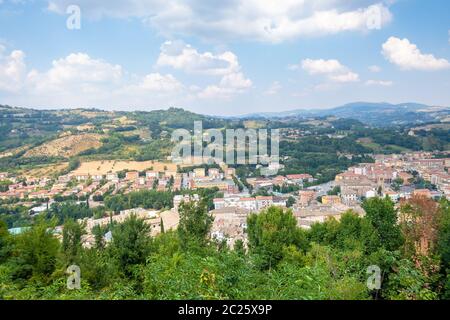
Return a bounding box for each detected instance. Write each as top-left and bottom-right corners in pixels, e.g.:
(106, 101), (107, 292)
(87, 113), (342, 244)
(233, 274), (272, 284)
(298, 190), (316, 206)
(173, 194), (200, 211)
(286, 174), (314, 183)
(294, 203), (364, 229)
(146, 171), (159, 179)
(194, 168), (206, 178)
(210, 207), (251, 247)
(125, 171), (139, 181)
(322, 195), (341, 205)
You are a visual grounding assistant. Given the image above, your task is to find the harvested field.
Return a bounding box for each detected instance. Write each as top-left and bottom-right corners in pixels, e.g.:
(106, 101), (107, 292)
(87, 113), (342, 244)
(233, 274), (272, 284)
(70, 160), (177, 175)
(23, 134), (103, 158)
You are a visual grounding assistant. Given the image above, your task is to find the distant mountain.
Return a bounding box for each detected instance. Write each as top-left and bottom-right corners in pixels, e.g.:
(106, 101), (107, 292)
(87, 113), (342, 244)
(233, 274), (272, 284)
(235, 102), (450, 127)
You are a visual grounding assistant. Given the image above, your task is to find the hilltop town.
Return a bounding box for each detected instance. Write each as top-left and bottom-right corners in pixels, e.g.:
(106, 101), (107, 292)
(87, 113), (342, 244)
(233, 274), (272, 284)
(1, 149), (449, 249)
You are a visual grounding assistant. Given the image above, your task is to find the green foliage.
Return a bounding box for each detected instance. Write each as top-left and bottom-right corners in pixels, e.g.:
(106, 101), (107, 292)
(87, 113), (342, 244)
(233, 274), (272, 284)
(0, 200), (448, 300)
(8, 217), (60, 283)
(62, 219), (86, 265)
(109, 214), (152, 276)
(0, 220), (10, 263)
(247, 206), (308, 270)
(104, 189), (173, 213)
(0, 180), (13, 192)
(46, 202), (93, 225)
(178, 200), (213, 250)
(363, 197), (403, 251)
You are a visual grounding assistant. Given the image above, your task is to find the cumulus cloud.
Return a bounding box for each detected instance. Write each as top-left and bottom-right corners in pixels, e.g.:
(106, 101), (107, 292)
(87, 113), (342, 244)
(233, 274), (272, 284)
(382, 36), (450, 71)
(198, 71), (252, 100)
(301, 59), (346, 75)
(301, 58), (359, 83)
(0, 46), (27, 92)
(0, 43), (250, 107)
(26, 53), (122, 95)
(0, 49), (187, 108)
(46, 0), (393, 43)
(156, 40), (252, 99)
(156, 40), (239, 75)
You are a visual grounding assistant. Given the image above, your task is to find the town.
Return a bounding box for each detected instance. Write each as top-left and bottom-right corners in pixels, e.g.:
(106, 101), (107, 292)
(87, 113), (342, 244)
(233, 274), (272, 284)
(1, 151), (448, 249)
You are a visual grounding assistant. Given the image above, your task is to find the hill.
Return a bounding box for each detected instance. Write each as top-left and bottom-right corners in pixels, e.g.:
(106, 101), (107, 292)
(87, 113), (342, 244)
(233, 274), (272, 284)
(236, 102), (450, 127)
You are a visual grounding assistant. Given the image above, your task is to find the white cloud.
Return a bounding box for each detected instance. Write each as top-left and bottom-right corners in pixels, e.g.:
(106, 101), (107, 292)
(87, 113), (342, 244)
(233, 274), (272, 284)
(382, 36), (450, 71)
(219, 72), (252, 90)
(26, 53), (122, 95)
(329, 71), (360, 83)
(365, 79), (393, 86)
(156, 40), (239, 75)
(47, 1), (393, 43)
(0, 45), (249, 107)
(301, 59), (346, 75)
(264, 81), (282, 95)
(156, 40), (252, 100)
(120, 73), (183, 95)
(301, 58), (359, 83)
(198, 71), (252, 100)
(369, 65), (381, 72)
(0, 46), (26, 92)
(0, 49), (188, 108)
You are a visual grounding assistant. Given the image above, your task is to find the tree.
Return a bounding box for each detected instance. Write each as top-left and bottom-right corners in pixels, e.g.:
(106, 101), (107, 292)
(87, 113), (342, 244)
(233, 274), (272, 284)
(247, 206), (307, 270)
(177, 200), (213, 250)
(62, 219), (86, 265)
(233, 239), (245, 256)
(363, 197), (403, 251)
(286, 196), (296, 208)
(399, 196), (441, 258)
(9, 217), (60, 283)
(0, 219), (10, 263)
(110, 215), (152, 275)
(437, 199), (450, 299)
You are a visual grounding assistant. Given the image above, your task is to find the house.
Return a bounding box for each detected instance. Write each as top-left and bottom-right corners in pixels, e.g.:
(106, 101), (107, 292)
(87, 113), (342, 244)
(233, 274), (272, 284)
(209, 207), (251, 247)
(125, 171), (139, 181)
(256, 196), (274, 210)
(208, 168), (221, 179)
(106, 173), (119, 182)
(322, 195), (341, 205)
(273, 175), (288, 186)
(286, 174), (314, 183)
(146, 171), (159, 179)
(173, 194), (200, 211)
(194, 168), (206, 178)
(298, 190), (316, 206)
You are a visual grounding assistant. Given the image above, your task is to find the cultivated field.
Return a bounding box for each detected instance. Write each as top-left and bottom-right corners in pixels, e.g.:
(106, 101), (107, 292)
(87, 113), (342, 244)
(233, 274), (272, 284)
(23, 133), (103, 158)
(20, 163), (69, 178)
(71, 160), (178, 175)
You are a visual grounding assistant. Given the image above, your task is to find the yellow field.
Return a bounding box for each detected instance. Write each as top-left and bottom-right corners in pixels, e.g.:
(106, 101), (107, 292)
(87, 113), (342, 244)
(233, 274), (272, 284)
(24, 133), (103, 158)
(21, 163), (69, 178)
(71, 160), (178, 175)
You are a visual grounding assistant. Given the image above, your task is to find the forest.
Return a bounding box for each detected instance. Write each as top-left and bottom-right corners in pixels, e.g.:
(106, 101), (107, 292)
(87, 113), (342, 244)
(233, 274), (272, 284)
(0, 196), (448, 300)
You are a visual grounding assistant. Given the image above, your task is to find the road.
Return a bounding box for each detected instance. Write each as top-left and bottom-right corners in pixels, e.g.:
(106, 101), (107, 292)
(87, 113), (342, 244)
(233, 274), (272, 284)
(307, 180), (336, 197)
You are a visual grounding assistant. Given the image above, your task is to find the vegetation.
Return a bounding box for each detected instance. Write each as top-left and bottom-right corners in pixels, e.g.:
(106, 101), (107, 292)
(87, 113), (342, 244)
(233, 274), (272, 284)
(0, 197), (448, 300)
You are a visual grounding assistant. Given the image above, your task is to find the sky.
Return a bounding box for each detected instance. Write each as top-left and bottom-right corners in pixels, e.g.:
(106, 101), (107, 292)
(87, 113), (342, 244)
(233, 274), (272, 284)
(0, 0), (449, 116)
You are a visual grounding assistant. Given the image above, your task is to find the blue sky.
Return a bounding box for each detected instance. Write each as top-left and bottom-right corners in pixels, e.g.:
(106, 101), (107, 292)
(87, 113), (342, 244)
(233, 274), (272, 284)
(0, 0), (449, 115)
